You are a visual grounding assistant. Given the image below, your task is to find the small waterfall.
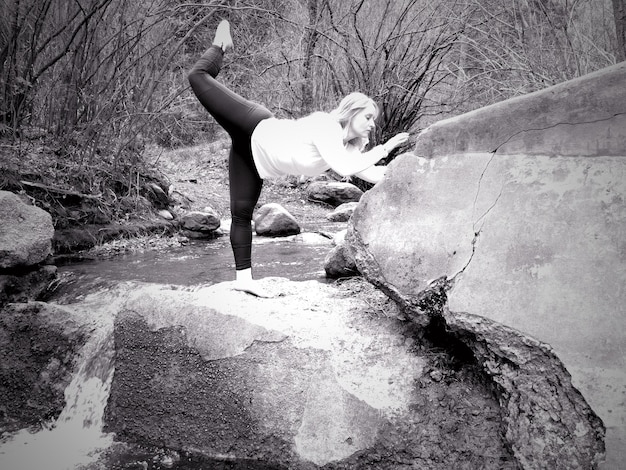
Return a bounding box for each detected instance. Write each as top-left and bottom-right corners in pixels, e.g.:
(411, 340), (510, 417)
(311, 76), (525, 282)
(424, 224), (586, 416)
(0, 293), (118, 470)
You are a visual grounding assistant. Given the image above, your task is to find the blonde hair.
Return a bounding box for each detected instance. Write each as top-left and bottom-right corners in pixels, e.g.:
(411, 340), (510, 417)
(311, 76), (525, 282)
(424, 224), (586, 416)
(329, 92), (379, 150)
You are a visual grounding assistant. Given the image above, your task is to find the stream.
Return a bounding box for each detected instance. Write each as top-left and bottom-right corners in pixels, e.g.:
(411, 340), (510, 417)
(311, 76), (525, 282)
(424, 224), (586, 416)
(0, 233), (336, 470)
(55, 233), (334, 293)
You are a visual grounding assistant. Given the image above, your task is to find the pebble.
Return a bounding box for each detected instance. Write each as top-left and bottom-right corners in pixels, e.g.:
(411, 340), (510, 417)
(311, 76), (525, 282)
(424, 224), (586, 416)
(430, 370), (443, 382)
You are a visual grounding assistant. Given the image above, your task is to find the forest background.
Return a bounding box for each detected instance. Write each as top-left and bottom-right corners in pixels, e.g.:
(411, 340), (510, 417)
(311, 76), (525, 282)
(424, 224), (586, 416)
(1, 0), (624, 230)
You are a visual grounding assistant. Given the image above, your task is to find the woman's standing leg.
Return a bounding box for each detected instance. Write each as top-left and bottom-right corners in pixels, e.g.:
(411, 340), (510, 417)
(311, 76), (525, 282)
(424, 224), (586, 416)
(188, 21), (274, 297)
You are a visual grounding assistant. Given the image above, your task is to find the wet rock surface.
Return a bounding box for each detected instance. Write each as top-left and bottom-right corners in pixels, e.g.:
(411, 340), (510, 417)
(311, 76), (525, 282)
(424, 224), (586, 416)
(0, 265), (57, 306)
(0, 302), (88, 433)
(52, 219), (179, 254)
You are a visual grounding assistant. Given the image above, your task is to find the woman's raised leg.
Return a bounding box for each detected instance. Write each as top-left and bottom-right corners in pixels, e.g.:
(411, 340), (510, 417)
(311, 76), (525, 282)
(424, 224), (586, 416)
(188, 21), (272, 139)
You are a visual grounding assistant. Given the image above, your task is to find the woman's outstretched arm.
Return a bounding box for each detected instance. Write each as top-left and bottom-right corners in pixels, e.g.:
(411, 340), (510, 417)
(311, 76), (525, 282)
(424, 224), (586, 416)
(312, 116), (409, 177)
(354, 165), (387, 184)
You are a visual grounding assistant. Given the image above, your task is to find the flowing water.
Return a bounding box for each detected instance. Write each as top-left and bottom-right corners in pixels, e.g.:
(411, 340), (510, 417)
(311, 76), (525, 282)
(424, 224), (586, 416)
(0, 288), (123, 470)
(0, 233), (335, 469)
(54, 233), (333, 291)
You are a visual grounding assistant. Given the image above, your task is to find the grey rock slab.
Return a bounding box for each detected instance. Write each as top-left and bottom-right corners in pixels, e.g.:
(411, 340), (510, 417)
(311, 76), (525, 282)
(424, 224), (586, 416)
(106, 279), (427, 467)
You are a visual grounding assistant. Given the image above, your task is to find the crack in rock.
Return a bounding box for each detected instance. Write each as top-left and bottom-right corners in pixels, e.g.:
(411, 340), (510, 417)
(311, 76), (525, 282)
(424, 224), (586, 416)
(446, 152), (505, 286)
(460, 151), (505, 279)
(490, 112), (626, 155)
(347, 226), (606, 469)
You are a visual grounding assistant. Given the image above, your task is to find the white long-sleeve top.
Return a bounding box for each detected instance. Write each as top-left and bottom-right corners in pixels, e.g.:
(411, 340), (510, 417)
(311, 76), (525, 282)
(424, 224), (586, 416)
(250, 112), (387, 182)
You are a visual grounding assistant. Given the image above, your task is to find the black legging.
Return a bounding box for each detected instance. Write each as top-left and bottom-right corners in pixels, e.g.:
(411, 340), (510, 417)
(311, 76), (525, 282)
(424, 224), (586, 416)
(188, 46), (273, 271)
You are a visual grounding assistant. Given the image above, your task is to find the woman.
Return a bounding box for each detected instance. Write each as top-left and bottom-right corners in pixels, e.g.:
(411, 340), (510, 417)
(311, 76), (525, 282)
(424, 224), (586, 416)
(188, 20), (409, 297)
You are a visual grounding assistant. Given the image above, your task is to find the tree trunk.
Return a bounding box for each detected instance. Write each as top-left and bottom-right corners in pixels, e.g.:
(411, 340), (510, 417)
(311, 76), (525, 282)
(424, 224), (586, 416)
(301, 0), (320, 114)
(613, 0), (626, 61)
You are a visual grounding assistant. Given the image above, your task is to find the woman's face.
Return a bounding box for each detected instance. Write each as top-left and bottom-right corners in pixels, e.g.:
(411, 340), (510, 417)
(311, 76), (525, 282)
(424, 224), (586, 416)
(346, 103), (377, 141)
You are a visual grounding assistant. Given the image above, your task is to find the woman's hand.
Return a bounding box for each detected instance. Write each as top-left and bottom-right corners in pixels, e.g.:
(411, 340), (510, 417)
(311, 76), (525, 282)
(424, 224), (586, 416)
(383, 132), (410, 153)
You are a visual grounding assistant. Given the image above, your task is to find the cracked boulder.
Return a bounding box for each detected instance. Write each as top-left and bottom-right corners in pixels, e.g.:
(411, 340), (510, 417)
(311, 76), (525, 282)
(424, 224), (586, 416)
(346, 62), (626, 469)
(347, 151), (613, 469)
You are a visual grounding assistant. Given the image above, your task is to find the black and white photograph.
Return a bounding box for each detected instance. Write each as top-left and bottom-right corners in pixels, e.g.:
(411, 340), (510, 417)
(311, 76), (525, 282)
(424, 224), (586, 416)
(1, 0), (624, 468)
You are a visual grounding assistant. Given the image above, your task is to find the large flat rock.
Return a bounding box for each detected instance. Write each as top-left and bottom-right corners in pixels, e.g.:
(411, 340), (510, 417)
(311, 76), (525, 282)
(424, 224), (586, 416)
(104, 279), (433, 468)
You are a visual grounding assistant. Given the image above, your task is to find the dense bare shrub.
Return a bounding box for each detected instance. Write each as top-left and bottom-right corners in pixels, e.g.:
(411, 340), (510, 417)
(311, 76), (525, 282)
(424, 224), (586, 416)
(448, 0), (618, 107)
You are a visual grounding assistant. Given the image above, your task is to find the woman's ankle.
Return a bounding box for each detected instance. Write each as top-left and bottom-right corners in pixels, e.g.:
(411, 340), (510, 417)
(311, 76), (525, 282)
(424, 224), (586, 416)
(236, 267), (253, 282)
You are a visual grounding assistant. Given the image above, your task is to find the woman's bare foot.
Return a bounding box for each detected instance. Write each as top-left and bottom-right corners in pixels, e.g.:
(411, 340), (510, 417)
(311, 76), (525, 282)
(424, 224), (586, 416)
(231, 279), (273, 298)
(213, 20), (233, 53)
(231, 268), (272, 298)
